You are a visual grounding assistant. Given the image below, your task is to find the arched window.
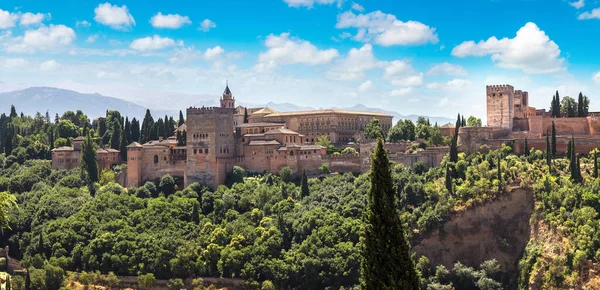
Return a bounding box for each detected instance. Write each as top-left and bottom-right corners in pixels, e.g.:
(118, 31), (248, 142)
(154, 155), (158, 163)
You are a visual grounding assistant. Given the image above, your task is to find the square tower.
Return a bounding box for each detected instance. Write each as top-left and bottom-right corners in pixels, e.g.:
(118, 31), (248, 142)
(486, 84), (514, 129)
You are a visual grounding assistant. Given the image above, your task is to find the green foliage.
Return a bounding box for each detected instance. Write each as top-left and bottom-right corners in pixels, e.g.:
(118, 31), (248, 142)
(80, 130), (98, 186)
(279, 166), (292, 183)
(138, 273), (156, 289)
(561, 96), (578, 117)
(364, 118), (383, 140)
(341, 147), (358, 155)
(300, 169), (309, 197)
(167, 278), (185, 290)
(0, 191), (16, 231)
(159, 174), (177, 196)
(466, 116), (482, 127)
(316, 136), (333, 151)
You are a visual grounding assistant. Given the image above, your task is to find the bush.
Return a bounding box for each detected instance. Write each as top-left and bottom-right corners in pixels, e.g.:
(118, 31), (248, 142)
(0, 257), (6, 271)
(159, 174), (177, 196)
(168, 278), (185, 290)
(261, 280), (275, 290)
(138, 273), (156, 289)
(106, 272), (120, 288)
(12, 275), (25, 290)
(280, 167), (292, 183)
(319, 163), (331, 174)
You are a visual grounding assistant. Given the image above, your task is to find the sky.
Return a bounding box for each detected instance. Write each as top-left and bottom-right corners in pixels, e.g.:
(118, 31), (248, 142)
(1, 0), (600, 122)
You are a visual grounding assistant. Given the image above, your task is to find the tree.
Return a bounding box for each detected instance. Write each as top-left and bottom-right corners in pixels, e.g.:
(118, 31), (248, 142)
(415, 116), (431, 140)
(497, 155), (502, 193)
(301, 169), (309, 197)
(140, 109), (154, 144)
(445, 164), (452, 194)
(467, 116), (482, 127)
(159, 174), (177, 196)
(80, 131), (99, 188)
(119, 126), (128, 161)
(595, 150), (598, 179)
(9, 105), (17, 119)
(316, 136), (333, 151)
(243, 107), (249, 124)
(546, 133), (551, 168)
(56, 120), (79, 139)
(124, 117), (131, 144)
(551, 121), (556, 158)
(192, 203), (200, 224)
(25, 270), (31, 290)
(461, 115), (466, 127)
(551, 93), (560, 118)
(280, 167), (292, 183)
(524, 138), (529, 157)
(0, 192), (16, 232)
(561, 96), (578, 117)
(399, 120), (416, 141)
(360, 137), (419, 289)
(138, 273), (156, 290)
(364, 118), (383, 140)
(449, 115), (460, 163)
(386, 125), (403, 142)
(578, 92), (585, 117)
(178, 110), (185, 127)
(110, 118), (122, 150)
(168, 278), (185, 290)
(131, 118), (140, 142)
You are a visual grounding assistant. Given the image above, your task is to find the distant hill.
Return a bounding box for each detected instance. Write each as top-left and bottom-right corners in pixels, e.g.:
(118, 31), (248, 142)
(0, 87), (455, 125)
(0, 87), (177, 120)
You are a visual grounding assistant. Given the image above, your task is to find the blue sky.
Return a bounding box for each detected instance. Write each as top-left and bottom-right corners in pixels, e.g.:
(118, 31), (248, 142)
(1, 0), (600, 121)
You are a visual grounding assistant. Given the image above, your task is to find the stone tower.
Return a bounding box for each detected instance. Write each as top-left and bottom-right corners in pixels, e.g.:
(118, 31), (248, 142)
(185, 84), (236, 188)
(486, 84), (514, 129)
(126, 142), (143, 187)
(220, 81), (236, 109)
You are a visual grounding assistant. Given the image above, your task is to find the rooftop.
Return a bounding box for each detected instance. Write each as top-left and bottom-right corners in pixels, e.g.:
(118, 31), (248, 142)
(251, 107), (278, 115)
(248, 140), (282, 146)
(264, 128), (302, 135)
(126, 142), (143, 148)
(236, 122), (286, 128)
(262, 109), (391, 118)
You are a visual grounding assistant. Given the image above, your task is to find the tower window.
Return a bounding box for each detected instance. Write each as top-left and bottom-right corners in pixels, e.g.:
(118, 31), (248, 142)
(154, 155), (158, 164)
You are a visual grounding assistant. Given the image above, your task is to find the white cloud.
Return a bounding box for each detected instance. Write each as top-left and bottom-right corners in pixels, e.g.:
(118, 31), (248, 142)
(130, 35), (181, 51)
(327, 44), (384, 80)
(253, 60), (278, 74)
(390, 87), (412, 96)
(358, 80), (373, 92)
(258, 32), (339, 65)
(94, 2), (135, 30)
(451, 22), (564, 74)
(593, 72), (600, 84)
(0, 9), (18, 29)
(426, 62), (468, 76)
(5, 24), (76, 53)
(382, 59), (417, 81)
(426, 79), (472, 91)
(20, 12), (49, 26)
(351, 2), (365, 12)
(283, 0), (336, 8)
(40, 59), (60, 71)
(570, 0), (585, 9)
(579, 7), (600, 19)
(87, 34), (98, 43)
(204, 46), (224, 60)
(150, 12), (191, 29)
(199, 19), (216, 32)
(2, 58), (28, 69)
(336, 10), (438, 46)
(439, 97), (449, 106)
(390, 73), (423, 87)
(76, 20), (91, 28)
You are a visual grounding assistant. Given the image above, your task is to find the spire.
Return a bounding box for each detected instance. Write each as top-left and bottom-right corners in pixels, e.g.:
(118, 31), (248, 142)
(223, 80), (232, 96)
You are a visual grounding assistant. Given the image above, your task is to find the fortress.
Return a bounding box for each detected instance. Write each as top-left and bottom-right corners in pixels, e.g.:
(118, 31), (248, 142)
(124, 84), (403, 189)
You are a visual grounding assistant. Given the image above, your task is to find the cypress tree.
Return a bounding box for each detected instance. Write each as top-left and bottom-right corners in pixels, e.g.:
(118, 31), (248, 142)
(578, 92), (584, 117)
(450, 114), (460, 162)
(524, 138), (529, 156)
(110, 119), (122, 150)
(9, 105), (17, 119)
(301, 169), (309, 197)
(38, 232), (45, 258)
(124, 117), (131, 144)
(192, 203), (200, 224)
(461, 115), (466, 127)
(178, 110), (185, 127)
(81, 131), (99, 187)
(131, 118), (140, 142)
(119, 127), (128, 161)
(576, 156), (582, 182)
(594, 150), (598, 179)
(25, 270), (31, 290)
(546, 133), (551, 167)
(243, 107), (249, 123)
(445, 164), (452, 193)
(281, 183), (288, 199)
(555, 91), (561, 117)
(497, 155), (502, 193)
(551, 121), (556, 158)
(360, 137), (419, 289)
(176, 130), (183, 146)
(164, 115), (170, 136)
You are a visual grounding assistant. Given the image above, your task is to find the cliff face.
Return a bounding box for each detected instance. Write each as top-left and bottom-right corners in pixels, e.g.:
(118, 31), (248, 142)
(413, 188), (534, 288)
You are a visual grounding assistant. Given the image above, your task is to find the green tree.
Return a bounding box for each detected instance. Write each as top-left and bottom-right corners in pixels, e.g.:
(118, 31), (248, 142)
(109, 118), (122, 150)
(578, 92), (585, 117)
(415, 116), (431, 140)
(243, 108), (249, 124)
(25, 270), (31, 290)
(80, 131), (99, 187)
(449, 115), (460, 163)
(316, 136), (333, 152)
(280, 167), (292, 183)
(9, 105), (17, 119)
(192, 203), (200, 224)
(551, 121), (556, 158)
(551, 92), (560, 118)
(445, 164), (452, 194)
(301, 169), (309, 197)
(167, 278), (185, 290)
(399, 120), (416, 141)
(466, 116), (482, 127)
(119, 126), (128, 161)
(131, 118), (140, 142)
(0, 192), (16, 232)
(497, 155), (502, 193)
(360, 137), (419, 289)
(386, 124), (403, 142)
(364, 118), (383, 140)
(159, 174), (177, 196)
(56, 120), (79, 139)
(524, 138), (529, 157)
(595, 150), (598, 179)
(545, 133), (551, 168)
(138, 273), (156, 290)
(561, 96), (578, 117)
(178, 110), (185, 127)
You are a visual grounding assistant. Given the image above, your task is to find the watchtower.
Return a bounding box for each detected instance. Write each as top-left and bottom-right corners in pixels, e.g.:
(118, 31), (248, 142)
(486, 84), (514, 129)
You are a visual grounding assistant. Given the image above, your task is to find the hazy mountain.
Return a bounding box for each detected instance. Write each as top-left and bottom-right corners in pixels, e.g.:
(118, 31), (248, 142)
(0, 87), (178, 120)
(0, 87), (454, 125)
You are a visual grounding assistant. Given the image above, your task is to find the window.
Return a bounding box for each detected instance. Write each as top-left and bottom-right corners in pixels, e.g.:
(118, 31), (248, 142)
(154, 155), (158, 163)
(164, 156), (167, 161)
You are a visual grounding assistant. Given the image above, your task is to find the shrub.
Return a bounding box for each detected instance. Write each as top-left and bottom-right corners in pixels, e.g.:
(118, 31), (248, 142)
(280, 167), (292, 183)
(168, 278), (185, 290)
(138, 273), (156, 289)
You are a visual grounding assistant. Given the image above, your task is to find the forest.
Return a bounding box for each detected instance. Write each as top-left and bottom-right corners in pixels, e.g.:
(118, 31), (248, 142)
(1, 105), (600, 289)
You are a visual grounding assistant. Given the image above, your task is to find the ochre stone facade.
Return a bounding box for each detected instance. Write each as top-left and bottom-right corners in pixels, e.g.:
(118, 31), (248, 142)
(126, 84), (441, 189)
(51, 137), (121, 170)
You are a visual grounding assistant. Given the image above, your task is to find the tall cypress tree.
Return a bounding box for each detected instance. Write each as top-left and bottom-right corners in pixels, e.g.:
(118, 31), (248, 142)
(578, 92), (584, 117)
(497, 155), (502, 193)
(551, 121), (557, 158)
(524, 138), (529, 156)
(450, 114), (460, 162)
(546, 133), (551, 167)
(110, 119), (122, 150)
(360, 137), (419, 289)
(243, 107), (249, 123)
(81, 131), (99, 187)
(131, 118), (140, 142)
(178, 110), (185, 127)
(192, 203), (200, 224)
(555, 91), (561, 117)
(445, 164), (452, 193)
(301, 169), (309, 197)
(25, 270), (31, 290)
(594, 150), (598, 179)
(119, 127), (128, 161)
(124, 117), (131, 144)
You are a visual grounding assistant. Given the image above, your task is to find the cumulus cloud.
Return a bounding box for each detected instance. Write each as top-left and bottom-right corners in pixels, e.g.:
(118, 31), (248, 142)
(579, 7), (600, 19)
(20, 12), (50, 26)
(87, 35), (98, 43)
(76, 20), (91, 28)
(5, 24), (76, 53)
(390, 73), (423, 87)
(94, 2), (135, 30)
(199, 19), (216, 32)
(357, 80), (373, 92)
(150, 12), (191, 29)
(283, 0), (336, 8)
(390, 87), (412, 96)
(426, 62), (468, 76)
(327, 44), (384, 80)
(258, 32), (339, 65)
(451, 22), (564, 74)
(2, 58), (28, 69)
(204, 46), (224, 60)
(383, 60), (416, 79)
(351, 2), (365, 12)
(0, 9), (18, 29)
(40, 59), (60, 71)
(168, 45), (227, 64)
(130, 35), (181, 51)
(426, 79), (472, 91)
(570, 0), (585, 9)
(336, 10), (438, 46)
(593, 72), (600, 84)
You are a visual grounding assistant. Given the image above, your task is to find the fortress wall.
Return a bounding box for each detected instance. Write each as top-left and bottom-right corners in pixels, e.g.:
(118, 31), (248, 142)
(587, 116), (600, 135)
(513, 137), (600, 155)
(512, 118), (530, 132)
(529, 117), (590, 135)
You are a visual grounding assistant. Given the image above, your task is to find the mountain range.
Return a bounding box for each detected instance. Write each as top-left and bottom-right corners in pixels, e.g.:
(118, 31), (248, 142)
(0, 87), (453, 125)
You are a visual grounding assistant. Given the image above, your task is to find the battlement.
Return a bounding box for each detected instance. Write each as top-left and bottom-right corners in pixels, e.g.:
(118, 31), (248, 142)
(486, 84), (514, 94)
(187, 106), (234, 115)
